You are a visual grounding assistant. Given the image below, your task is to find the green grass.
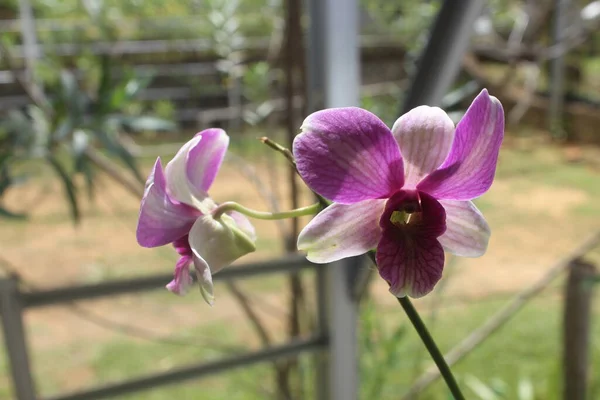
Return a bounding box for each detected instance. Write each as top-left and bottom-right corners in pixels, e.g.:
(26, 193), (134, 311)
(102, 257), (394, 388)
(2, 138), (600, 399)
(360, 290), (600, 400)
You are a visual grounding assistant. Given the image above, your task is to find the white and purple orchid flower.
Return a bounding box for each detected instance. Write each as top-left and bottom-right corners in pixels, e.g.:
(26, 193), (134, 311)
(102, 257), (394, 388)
(294, 89), (504, 298)
(136, 128), (256, 304)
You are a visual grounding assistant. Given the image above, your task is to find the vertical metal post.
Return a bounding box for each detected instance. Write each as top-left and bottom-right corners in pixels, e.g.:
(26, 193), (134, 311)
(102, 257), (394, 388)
(17, 0), (40, 81)
(314, 264), (329, 400)
(549, 0), (570, 138)
(0, 277), (37, 400)
(401, 0), (484, 112)
(306, 0), (360, 398)
(562, 260), (596, 400)
(305, 0), (326, 112)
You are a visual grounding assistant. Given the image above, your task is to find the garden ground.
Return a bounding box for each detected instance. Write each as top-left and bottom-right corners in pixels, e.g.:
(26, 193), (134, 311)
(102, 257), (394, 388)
(1, 132), (600, 399)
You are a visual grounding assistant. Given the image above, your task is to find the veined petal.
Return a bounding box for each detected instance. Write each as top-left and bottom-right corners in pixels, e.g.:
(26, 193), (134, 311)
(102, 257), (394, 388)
(165, 129), (229, 208)
(297, 199), (386, 263)
(165, 135), (202, 206)
(391, 106), (455, 188)
(293, 107), (404, 204)
(188, 214), (256, 275)
(418, 89), (505, 200)
(438, 200), (490, 257)
(377, 190), (447, 298)
(173, 234), (193, 256)
(376, 233), (445, 298)
(186, 128), (229, 195)
(166, 255), (194, 295)
(136, 158), (199, 248)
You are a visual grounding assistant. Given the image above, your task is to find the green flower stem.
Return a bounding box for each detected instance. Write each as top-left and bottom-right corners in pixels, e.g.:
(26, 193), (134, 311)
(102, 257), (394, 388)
(212, 202), (321, 221)
(397, 297), (465, 400)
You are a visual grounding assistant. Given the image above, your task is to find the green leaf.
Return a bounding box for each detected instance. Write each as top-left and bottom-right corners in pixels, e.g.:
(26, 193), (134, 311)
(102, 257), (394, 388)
(97, 55), (113, 115)
(93, 126), (144, 184)
(47, 155), (80, 223)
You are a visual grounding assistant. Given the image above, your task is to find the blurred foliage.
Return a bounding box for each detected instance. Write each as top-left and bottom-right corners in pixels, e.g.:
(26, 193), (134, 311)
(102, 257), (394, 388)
(0, 44), (175, 223)
(359, 299), (408, 400)
(0, 0), (281, 44)
(242, 61), (280, 126)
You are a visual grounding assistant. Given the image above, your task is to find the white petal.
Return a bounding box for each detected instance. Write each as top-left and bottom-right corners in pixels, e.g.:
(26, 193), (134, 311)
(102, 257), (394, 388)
(392, 106), (455, 189)
(297, 199), (386, 263)
(438, 200), (490, 257)
(188, 214), (256, 274)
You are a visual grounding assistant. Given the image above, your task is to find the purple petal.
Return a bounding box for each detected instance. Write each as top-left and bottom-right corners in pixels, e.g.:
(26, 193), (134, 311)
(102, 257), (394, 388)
(379, 190), (447, 238)
(136, 158), (199, 248)
(417, 89), (504, 200)
(166, 255), (194, 295)
(293, 107), (404, 204)
(165, 129), (229, 208)
(173, 234), (193, 256)
(376, 232), (445, 298)
(186, 128), (229, 194)
(297, 199), (386, 263)
(438, 200), (490, 257)
(376, 190), (446, 298)
(391, 106), (455, 189)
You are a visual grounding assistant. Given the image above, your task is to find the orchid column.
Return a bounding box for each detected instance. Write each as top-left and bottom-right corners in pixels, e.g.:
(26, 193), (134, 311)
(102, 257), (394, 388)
(305, 0), (360, 399)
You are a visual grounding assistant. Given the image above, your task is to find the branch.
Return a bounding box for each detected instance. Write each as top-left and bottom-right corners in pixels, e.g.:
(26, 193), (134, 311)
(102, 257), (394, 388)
(83, 148), (144, 198)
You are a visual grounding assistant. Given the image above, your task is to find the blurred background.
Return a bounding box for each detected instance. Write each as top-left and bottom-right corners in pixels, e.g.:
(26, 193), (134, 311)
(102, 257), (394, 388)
(1, 0), (600, 399)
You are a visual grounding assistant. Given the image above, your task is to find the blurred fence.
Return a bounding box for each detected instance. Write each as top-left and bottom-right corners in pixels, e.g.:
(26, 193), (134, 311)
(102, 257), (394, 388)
(0, 255), (361, 400)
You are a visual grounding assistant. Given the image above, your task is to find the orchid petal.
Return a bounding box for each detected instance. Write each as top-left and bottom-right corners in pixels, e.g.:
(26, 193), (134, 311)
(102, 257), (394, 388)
(166, 255), (194, 296)
(229, 211), (257, 242)
(186, 128), (229, 195)
(298, 199), (386, 263)
(165, 129), (228, 209)
(418, 89), (504, 200)
(172, 234), (193, 256)
(188, 214), (256, 276)
(193, 256), (215, 306)
(136, 158), (198, 248)
(392, 106), (455, 188)
(294, 107), (404, 204)
(438, 200), (490, 257)
(377, 190), (446, 298)
(165, 136), (202, 206)
(376, 233), (445, 298)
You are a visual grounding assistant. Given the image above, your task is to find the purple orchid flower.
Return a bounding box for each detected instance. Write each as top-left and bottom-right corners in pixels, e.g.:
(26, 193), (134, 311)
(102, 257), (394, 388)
(136, 128), (256, 304)
(293, 89), (504, 298)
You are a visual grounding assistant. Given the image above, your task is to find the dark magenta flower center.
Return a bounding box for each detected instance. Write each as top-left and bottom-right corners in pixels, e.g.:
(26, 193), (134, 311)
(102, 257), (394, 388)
(380, 190), (447, 239)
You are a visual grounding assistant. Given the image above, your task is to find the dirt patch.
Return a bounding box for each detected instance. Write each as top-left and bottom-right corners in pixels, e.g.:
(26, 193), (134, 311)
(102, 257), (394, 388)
(489, 181), (588, 218)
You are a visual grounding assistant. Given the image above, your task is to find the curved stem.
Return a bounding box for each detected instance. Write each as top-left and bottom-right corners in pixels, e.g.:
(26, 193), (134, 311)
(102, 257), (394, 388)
(213, 202), (321, 221)
(398, 297), (465, 400)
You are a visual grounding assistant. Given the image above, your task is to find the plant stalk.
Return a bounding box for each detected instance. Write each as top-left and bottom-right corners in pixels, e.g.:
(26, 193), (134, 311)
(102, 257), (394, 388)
(397, 297), (465, 400)
(213, 201), (320, 221)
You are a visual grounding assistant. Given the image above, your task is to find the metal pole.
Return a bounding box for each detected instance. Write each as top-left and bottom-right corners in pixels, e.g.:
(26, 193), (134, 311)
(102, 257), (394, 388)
(0, 277), (37, 400)
(323, 0), (360, 393)
(549, 0), (570, 138)
(401, 0), (484, 112)
(306, 0), (361, 398)
(314, 264), (329, 400)
(562, 260), (596, 400)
